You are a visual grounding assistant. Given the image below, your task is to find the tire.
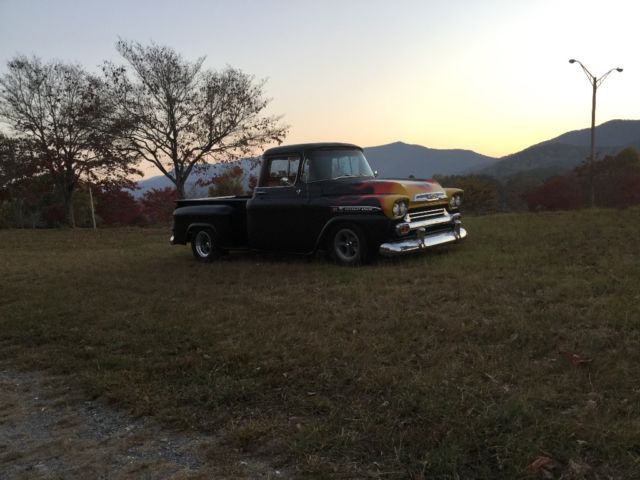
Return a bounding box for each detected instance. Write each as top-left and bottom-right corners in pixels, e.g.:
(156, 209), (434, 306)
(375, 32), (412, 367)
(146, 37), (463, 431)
(329, 224), (368, 266)
(190, 228), (221, 263)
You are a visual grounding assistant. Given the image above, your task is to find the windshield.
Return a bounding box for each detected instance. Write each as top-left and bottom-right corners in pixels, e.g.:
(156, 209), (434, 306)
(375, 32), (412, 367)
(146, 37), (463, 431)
(302, 149), (375, 182)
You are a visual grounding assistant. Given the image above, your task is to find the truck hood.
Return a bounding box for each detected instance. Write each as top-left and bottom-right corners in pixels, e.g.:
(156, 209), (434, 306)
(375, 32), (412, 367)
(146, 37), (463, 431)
(321, 178), (446, 200)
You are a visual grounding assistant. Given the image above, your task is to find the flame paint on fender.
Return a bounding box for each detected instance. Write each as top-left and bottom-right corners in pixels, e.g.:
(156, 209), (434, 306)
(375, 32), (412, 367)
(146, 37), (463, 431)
(320, 178), (450, 218)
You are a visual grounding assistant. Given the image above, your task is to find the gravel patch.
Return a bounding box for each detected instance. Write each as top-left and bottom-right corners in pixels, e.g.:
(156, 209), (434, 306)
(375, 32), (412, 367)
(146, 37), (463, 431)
(0, 365), (285, 479)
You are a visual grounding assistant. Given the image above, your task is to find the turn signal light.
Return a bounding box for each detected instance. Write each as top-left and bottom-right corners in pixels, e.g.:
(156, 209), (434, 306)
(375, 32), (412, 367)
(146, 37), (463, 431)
(396, 223), (410, 236)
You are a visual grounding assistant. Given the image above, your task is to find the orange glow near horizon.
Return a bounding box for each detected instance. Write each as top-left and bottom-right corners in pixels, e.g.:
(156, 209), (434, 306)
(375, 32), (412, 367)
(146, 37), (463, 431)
(1, 0), (638, 179)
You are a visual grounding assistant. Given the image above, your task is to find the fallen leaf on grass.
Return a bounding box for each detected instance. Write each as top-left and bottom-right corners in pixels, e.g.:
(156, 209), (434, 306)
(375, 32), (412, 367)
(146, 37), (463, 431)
(559, 351), (593, 368)
(530, 455), (556, 474)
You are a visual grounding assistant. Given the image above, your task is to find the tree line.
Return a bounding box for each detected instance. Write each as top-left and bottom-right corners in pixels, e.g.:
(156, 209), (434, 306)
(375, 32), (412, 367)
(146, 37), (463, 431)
(436, 147), (640, 214)
(0, 40), (287, 227)
(3, 40), (639, 228)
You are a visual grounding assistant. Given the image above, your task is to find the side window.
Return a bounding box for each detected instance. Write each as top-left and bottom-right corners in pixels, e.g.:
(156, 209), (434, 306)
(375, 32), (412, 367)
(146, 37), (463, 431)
(263, 155), (300, 187)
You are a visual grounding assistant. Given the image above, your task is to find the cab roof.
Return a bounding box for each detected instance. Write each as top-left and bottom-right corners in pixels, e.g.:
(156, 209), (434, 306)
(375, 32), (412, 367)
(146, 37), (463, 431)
(263, 142), (362, 157)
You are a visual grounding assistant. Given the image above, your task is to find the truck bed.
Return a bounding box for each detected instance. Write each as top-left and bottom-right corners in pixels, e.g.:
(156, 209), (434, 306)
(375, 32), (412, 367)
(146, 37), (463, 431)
(172, 196), (251, 248)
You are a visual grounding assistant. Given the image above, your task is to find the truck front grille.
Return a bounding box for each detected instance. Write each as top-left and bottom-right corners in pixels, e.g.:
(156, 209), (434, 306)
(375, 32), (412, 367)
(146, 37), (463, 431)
(405, 208), (446, 223)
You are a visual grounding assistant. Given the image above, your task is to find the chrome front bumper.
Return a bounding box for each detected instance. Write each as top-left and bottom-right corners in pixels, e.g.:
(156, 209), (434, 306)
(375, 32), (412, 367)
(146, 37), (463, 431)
(379, 211), (467, 256)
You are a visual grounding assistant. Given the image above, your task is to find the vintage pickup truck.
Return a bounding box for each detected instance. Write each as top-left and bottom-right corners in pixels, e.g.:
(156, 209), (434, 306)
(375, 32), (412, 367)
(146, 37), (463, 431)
(170, 142), (466, 265)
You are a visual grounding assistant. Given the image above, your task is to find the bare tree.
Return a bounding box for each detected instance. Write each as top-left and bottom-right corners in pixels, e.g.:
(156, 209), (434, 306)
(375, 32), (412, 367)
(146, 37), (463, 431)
(104, 40), (288, 199)
(0, 56), (139, 226)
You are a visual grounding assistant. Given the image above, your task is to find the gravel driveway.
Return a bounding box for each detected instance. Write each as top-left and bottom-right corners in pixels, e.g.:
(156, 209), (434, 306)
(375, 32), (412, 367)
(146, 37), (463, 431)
(0, 365), (283, 479)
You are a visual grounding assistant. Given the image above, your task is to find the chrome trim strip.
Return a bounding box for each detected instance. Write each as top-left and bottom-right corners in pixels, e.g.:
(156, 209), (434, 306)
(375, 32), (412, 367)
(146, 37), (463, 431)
(331, 206), (382, 213)
(379, 228), (467, 256)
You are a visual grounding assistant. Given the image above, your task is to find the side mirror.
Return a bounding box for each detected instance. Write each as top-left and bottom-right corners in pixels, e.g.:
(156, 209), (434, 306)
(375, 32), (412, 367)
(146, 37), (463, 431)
(280, 177), (291, 186)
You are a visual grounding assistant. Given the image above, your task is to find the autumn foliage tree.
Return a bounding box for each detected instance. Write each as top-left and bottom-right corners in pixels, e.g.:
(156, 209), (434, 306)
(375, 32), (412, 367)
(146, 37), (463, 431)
(524, 148), (640, 211)
(0, 133), (39, 225)
(103, 40), (288, 199)
(204, 165), (244, 197)
(0, 133), (73, 227)
(140, 187), (177, 225)
(94, 187), (145, 226)
(434, 174), (502, 214)
(0, 56), (140, 226)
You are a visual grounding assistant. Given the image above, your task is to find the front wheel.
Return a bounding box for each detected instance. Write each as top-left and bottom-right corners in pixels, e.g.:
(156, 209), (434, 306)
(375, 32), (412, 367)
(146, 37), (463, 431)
(329, 224), (368, 266)
(191, 228), (221, 263)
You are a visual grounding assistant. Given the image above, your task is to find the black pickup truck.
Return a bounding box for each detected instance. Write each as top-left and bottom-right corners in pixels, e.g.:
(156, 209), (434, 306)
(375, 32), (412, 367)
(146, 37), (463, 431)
(170, 142), (466, 265)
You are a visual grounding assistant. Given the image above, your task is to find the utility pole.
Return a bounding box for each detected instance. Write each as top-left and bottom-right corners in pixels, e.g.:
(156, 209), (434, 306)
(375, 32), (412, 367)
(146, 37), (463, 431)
(569, 59), (623, 208)
(88, 184), (97, 230)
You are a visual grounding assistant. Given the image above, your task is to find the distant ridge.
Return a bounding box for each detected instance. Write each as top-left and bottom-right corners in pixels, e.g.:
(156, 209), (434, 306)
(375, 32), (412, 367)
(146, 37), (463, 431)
(135, 143), (497, 197)
(477, 119), (640, 178)
(538, 119), (640, 148)
(134, 158), (258, 198)
(364, 141), (496, 178)
(135, 120), (640, 196)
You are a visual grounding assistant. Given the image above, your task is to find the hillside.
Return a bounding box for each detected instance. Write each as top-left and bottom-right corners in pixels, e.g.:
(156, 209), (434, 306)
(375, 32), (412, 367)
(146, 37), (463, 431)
(477, 119), (640, 178)
(135, 120), (640, 194)
(134, 158), (258, 198)
(478, 143), (590, 178)
(539, 119), (640, 148)
(364, 141), (496, 178)
(136, 143), (496, 196)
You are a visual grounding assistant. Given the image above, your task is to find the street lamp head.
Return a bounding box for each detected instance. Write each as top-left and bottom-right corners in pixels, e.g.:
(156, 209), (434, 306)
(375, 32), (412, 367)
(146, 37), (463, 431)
(616, 68), (623, 72)
(569, 59), (576, 64)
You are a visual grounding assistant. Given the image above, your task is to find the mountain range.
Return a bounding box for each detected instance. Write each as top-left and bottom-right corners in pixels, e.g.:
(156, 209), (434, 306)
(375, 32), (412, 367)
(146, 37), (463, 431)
(479, 119), (640, 178)
(135, 119), (640, 197)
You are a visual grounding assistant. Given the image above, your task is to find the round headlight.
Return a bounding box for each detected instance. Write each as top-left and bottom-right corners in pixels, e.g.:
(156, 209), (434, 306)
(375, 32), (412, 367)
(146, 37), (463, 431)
(455, 195), (462, 206)
(449, 196), (456, 208)
(392, 200), (408, 218)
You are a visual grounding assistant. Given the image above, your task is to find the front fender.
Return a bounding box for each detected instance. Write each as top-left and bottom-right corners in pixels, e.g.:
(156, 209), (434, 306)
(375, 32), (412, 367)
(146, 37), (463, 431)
(313, 214), (391, 251)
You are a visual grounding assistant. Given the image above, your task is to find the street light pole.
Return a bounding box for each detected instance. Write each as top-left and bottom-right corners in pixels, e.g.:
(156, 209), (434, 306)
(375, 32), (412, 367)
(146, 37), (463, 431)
(569, 59), (623, 208)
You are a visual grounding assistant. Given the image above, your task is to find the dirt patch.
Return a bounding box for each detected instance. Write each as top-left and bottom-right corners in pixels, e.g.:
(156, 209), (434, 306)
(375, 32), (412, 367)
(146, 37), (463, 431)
(0, 365), (284, 479)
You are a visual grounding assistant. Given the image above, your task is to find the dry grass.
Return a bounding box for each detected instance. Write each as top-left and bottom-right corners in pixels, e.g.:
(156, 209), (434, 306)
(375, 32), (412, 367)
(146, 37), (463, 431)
(1, 209), (640, 478)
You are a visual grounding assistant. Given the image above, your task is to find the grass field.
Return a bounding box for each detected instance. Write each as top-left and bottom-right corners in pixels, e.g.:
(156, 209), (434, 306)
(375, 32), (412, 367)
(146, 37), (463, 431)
(1, 209), (640, 478)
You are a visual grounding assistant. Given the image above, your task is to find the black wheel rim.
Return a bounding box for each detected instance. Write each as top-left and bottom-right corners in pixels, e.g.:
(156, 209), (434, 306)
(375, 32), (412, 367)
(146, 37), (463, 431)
(334, 228), (360, 263)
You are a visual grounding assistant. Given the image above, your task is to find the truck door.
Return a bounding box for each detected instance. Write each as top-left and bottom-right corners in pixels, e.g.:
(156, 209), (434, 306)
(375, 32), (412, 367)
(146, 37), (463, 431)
(247, 154), (311, 253)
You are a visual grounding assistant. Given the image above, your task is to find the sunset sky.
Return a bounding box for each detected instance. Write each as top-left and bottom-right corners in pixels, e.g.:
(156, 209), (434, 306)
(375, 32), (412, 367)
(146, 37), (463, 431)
(1, 0), (638, 166)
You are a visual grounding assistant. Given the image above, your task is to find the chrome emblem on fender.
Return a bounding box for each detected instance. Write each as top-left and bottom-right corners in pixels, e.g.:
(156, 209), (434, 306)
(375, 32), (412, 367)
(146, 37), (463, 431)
(331, 206), (382, 213)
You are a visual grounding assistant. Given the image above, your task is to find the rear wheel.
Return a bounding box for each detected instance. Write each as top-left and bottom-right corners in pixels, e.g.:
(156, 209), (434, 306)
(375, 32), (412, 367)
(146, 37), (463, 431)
(329, 224), (368, 266)
(190, 228), (221, 262)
